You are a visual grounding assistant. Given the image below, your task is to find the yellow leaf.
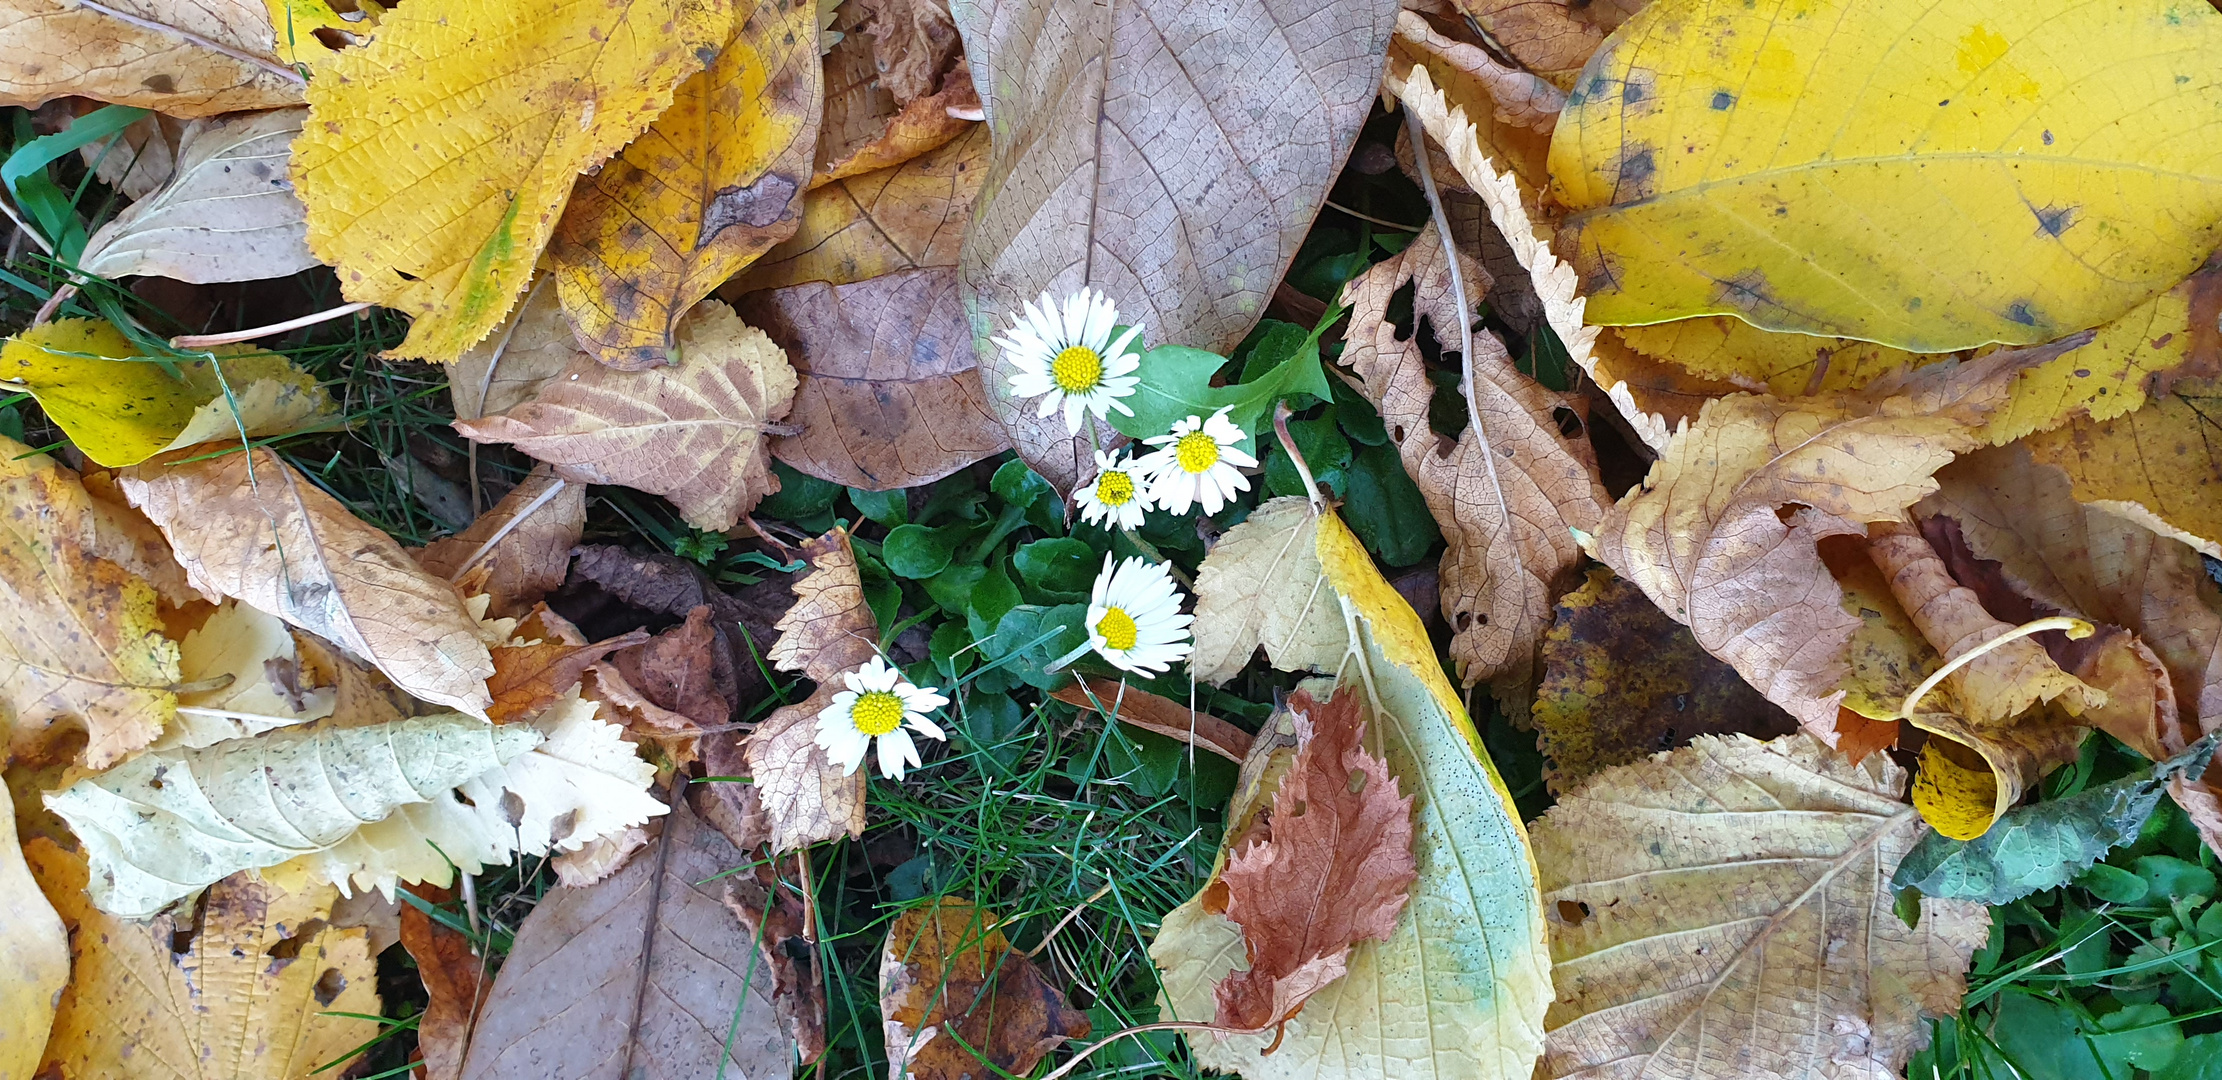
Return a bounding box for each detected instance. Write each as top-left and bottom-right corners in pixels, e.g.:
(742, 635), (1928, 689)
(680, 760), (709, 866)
(2024, 371), (2222, 556)
(262, 0), (372, 66)
(0, 436), (180, 768)
(1549, 0), (2222, 351)
(29, 841), (381, 1080)
(727, 123), (986, 293)
(0, 793), (65, 1080)
(551, 0), (824, 368)
(0, 0), (303, 117)
(292, 0), (737, 362)
(159, 600), (336, 749)
(1913, 737), (2004, 842)
(1616, 317), (1940, 398)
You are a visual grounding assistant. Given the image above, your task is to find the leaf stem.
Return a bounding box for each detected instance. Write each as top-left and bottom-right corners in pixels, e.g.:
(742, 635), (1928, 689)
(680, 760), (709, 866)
(170, 301), (372, 348)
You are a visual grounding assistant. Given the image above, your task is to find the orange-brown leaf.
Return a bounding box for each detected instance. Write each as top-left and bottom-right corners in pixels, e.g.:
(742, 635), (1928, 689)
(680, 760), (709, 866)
(881, 898), (1091, 1080)
(486, 629), (649, 724)
(610, 604), (731, 730)
(399, 883), (490, 1080)
(418, 468), (584, 619)
(1050, 676), (1253, 763)
(727, 123), (987, 293)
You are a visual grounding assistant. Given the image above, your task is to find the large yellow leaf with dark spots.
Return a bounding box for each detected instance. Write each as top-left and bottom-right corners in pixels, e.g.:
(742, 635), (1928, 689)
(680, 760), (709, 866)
(292, 0), (736, 362)
(1550, 0), (2222, 352)
(551, 0), (823, 369)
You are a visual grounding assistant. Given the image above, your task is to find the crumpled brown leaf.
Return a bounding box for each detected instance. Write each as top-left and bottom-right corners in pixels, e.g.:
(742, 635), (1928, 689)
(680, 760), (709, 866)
(486, 625), (650, 725)
(1341, 224), (1607, 689)
(454, 301), (800, 532)
(881, 898), (1091, 1080)
(0, 0), (306, 116)
(748, 527), (878, 851)
(728, 123), (986, 293)
(725, 858), (828, 1064)
(1532, 733), (1988, 1080)
(1449, 0), (1607, 89)
(1589, 337), (2090, 741)
(1213, 688), (1415, 1031)
(856, 0), (962, 101)
(120, 446), (495, 717)
(1535, 567), (1797, 794)
(815, 0), (977, 185)
(419, 468), (586, 619)
(448, 282), (584, 423)
(735, 266), (1006, 489)
(400, 883), (490, 1080)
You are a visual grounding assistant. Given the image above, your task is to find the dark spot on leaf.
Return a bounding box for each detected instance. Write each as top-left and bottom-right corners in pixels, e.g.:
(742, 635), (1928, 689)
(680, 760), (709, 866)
(2006, 299), (2040, 326)
(699, 173), (801, 247)
(313, 968), (347, 1006)
(2042, 129), (2055, 145)
(1617, 148), (1655, 190)
(142, 74), (176, 93)
(2032, 203), (2077, 237)
(1556, 900), (1591, 924)
(1710, 90), (1734, 110)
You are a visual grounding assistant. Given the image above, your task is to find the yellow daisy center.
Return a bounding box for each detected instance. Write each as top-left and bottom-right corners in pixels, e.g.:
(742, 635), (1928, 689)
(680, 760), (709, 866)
(1174, 431), (1220, 473)
(1096, 607), (1139, 651)
(850, 690), (905, 736)
(1051, 345), (1104, 393)
(1095, 470), (1135, 506)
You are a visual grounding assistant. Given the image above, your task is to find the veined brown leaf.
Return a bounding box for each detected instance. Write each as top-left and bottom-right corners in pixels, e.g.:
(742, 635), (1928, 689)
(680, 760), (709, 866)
(0, 0), (304, 116)
(748, 527), (877, 851)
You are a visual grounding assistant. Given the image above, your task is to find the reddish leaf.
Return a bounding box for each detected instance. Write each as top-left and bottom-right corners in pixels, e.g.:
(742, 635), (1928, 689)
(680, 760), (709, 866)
(399, 884), (490, 1080)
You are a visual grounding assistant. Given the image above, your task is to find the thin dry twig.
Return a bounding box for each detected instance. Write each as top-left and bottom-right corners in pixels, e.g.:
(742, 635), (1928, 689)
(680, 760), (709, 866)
(171, 301), (372, 348)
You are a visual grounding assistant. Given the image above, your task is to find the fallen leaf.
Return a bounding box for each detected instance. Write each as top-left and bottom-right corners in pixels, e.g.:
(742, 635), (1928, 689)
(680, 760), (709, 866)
(0, 0), (304, 116)
(1534, 566), (1797, 793)
(1391, 11), (1562, 132)
(954, 0), (1399, 487)
(458, 784), (794, 1080)
(0, 791), (66, 1080)
(419, 468), (587, 620)
(400, 883), (491, 1080)
(291, 0), (737, 361)
(29, 841), (381, 1080)
(455, 300), (799, 532)
(1341, 224), (1607, 687)
(1531, 733), (1989, 1080)
(881, 898), (1091, 1080)
(551, 825), (651, 887)
(2024, 371), (2222, 556)
(261, 0), (375, 66)
(447, 281), (585, 422)
(1155, 495), (1552, 1080)
(1550, 0), (2222, 351)
(78, 108), (316, 284)
(76, 108), (186, 200)
(121, 446), (496, 715)
(727, 122), (985, 293)
(734, 266), (1006, 489)
(1452, 0), (1606, 89)
(44, 713), (542, 918)
(162, 600), (336, 748)
(1187, 497), (1348, 686)
(0, 435), (181, 767)
(749, 527), (876, 851)
(566, 542), (780, 709)
(724, 858), (828, 1063)
(487, 628), (651, 724)
(1050, 676), (1252, 763)
(814, 0), (975, 184)
(550, 0), (822, 368)
(1614, 317), (1941, 398)
(606, 605), (731, 732)
(854, 0), (961, 102)
(1588, 338), (2087, 739)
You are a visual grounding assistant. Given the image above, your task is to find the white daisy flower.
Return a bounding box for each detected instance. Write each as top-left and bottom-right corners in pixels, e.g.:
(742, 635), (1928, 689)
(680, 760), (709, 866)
(1085, 555), (1194, 676)
(1074, 449), (1152, 530)
(996, 288), (1143, 433)
(1141, 406), (1257, 516)
(814, 656), (950, 780)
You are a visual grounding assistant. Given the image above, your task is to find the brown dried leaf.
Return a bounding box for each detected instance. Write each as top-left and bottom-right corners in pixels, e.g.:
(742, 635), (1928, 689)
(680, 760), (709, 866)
(815, 0), (975, 185)
(856, 0), (962, 101)
(767, 527), (880, 683)
(1391, 11), (1562, 132)
(1341, 224), (1608, 687)
(1050, 675), (1253, 763)
(459, 785), (793, 1080)
(400, 883), (490, 1080)
(1535, 567), (1796, 794)
(454, 301), (800, 532)
(1450, 0), (1608, 89)
(419, 468), (585, 619)
(1589, 339), (2087, 740)
(730, 123), (987, 293)
(725, 858), (829, 1064)
(819, 74), (981, 186)
(748, 527), (878, 850)
(486, 628), (650, 725)
(734, 267), (1007, 489)
(448, 281), (584, 422)
(0, 0), (305, 116)
(881, 898), (1091, 1080)
(610, 605), (732, 730)
(1532, 734), (1988, 1080)
(119, 446), (494, 718)
(1214, 688), (1416, 1031)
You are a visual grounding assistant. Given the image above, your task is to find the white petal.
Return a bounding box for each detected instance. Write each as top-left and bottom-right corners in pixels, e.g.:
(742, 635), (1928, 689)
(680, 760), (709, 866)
(1105, 324), (1142, 361)
(877, 728), (920, 779)
(905, 713), (947, 742)
(822, 726), (870, 775)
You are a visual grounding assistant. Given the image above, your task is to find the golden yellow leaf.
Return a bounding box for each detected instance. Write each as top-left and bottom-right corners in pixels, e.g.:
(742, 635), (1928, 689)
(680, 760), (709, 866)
(1912, 737), (2003, 843)
(119, 447), (495, 717)
(0, 793), (66, 1080)
(262, 0), (372, 66)
(2024, 371), (2222, 556)
(0, 0), (303, 116)
(727, 123), (987, 293)
(0, 436), (180, 768)
(1616, 317), (1940, 398)
(1533, 734), (1988, 1079)
(455, 301), (798, 531)
(29, 841), (381, 1080)
(1550, 0), (2222, 351)
(291, 0), (737, 362)
(550, 0), (824, 368)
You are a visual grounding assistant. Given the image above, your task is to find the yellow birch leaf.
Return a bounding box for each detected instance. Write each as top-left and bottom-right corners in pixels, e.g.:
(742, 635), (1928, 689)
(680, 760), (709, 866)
(29, 840), (381, 1080)
(2025, 371), (2222, 556)
(1549, 0), (2222, 352)
(1913, 737), (2004, 843)
(1616, 317), (1941, 398)
(292, 0), (737, 362)
(0, 793), (65, 1080)
(551, 0), (824, 368)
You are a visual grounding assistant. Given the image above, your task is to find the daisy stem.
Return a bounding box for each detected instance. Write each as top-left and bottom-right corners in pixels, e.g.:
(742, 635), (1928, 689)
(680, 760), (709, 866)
(1116, 527), (1192, 588)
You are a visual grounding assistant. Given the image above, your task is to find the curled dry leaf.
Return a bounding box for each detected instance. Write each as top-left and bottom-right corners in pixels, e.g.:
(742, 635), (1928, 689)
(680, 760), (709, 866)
(419, 468), (587, 620)
(121, 446), (496, 716)
(1340, 224), (1607, 688)
(459, 785), (793, 1080)
(953, 0), (1399, 488)
(1449, 0), (1607, 89)
(1535, 567), (1796, 794)
(734, 266), (1007, 489)
(0, 793), (66, 1080)
(291, 0), (735, 361)
(748, 527), (878, 851)
(815, 0), (976, 185)
(603, 605), (733, 731)
(1391, 11), (1562, 132)
(1214, 688), (1416, 1031)
(78, 107), (316, 285)
(44, 713), (542, 918)
(1049, 675), (1253, 763)
(456, 301), (798, 532)
(551, 0), (823, 369)
(0, 435), (181, 767)
(486, 628), (651, 725)
(725, 858), (829, 1064)
(448, 281), (585, 422)
(30, 840), (381, 1080)
(1588, 338), (2089, 740)
(1187, 497), (1349, 686)
(854, 0), (962, 102)
(400, 883), (491, 1080)
(0, 0), (304, 116)
(566, 542), (779, 708)
(1531, 734), (1988, 1080)
(881, 898), (1091, 1080)
(76, 108), (186, 200)
(161, 600), (337, 749)
(728, 123), (986, 293)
